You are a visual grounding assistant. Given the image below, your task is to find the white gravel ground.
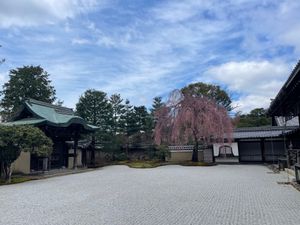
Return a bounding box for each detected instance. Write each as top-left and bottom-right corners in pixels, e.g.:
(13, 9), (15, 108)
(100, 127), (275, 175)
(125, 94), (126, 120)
(0, 165), (300, 225)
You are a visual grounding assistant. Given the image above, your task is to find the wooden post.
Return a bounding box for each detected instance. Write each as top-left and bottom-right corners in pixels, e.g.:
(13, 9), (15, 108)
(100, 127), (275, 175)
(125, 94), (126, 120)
(73, 134), (79, 170)
(237, 140), (241, 162)
(260, 139), (265, 162)
(287, 150), (291, 168)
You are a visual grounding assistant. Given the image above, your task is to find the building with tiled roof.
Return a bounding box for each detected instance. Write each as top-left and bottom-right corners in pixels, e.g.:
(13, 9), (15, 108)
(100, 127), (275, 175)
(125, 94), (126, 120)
(2, 99), (98, 173)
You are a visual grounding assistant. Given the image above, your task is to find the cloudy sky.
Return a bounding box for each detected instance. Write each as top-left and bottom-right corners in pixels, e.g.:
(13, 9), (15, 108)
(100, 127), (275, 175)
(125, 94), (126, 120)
(0, 0), (299, 113)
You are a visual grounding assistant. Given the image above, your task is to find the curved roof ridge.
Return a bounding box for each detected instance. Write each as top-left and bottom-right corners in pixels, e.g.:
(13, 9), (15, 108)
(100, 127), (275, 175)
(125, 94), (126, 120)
(27, 98), (74, 115)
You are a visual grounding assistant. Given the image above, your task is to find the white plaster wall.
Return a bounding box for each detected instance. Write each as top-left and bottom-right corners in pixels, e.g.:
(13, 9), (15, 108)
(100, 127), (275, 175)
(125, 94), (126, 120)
(213, 143), (239, 157)
(68, 149), (82, 168)
(12, 151), (31, 174)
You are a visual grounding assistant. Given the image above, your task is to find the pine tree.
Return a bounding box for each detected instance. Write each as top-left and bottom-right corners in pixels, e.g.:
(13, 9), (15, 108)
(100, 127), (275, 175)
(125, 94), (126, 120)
(0, 65), (56, 120)
(151, 96), (164, 115)
(110, 94), (125, 134)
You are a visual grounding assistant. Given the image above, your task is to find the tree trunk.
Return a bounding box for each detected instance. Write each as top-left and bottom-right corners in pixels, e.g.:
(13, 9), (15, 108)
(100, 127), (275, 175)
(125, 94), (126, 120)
(192, 141), (199, 162)
(126, 142), (129, 157)
(3, 162), (12, 184)
(125, 134), (129, 158)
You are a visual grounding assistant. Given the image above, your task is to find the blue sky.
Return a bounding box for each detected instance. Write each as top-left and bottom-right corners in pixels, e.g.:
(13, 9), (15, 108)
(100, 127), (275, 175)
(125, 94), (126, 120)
(0, 0), (299, 113)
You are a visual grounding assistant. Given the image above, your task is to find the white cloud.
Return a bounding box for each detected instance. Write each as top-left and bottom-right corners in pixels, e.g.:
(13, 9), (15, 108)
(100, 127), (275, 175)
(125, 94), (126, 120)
(96, 36), (116, 47)
(203, 61), (291, 113)
(232, 95), (273, 114)
(152, 0), (213, 23)
(0, 0), (101, 28)
(71, 38), (91, 45)
(1, 0), (300, 111)
(239, 0), (300, 54)
(24, 35), (56, 43)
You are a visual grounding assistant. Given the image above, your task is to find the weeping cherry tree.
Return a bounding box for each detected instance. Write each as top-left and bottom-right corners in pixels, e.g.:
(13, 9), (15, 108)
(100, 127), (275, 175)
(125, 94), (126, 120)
(154, 90), (233, 162)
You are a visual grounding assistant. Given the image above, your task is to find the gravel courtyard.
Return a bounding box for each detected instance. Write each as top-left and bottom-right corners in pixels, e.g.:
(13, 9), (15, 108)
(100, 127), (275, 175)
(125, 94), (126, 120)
(1, 165), (300, 225)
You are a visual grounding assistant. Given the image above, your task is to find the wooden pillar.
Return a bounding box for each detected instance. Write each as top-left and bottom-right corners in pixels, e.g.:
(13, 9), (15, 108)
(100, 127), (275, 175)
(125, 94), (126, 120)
(73, 134), (79, 169)
(260, 138), (265, 162)
(272, 116), (277, 126)
(237, 140), (241, 162)
(82, 149), (87, 167)
(59, 141), (65, 168)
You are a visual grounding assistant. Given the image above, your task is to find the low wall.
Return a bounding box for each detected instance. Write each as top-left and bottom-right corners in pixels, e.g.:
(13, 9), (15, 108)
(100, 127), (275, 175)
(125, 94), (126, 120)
(95, 151), (112, 164)
(167, 151), (204, 162)
(12, 151), (31, 174)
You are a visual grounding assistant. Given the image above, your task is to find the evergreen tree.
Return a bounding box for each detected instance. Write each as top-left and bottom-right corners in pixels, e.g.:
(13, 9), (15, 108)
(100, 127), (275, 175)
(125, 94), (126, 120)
(120, 99), (135, 154)
(0, 65), (56, 120)
(150, 96), (164, 128)
(151, 96), (164, 115)
(76, 89), (112, 164)
(182, 82), (232, 111)
(0, 125), (53, 183)
(236, 108), (271, 128)
(120, 99), (135, 136)
(134, 106), (153, 133)
(110, 94), (125, 134)
(76, 89), (112, 136)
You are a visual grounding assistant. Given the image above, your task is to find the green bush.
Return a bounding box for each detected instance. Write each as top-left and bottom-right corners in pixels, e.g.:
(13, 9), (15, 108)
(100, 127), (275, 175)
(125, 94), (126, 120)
(155, 145), (170, 161)
(113, 153), (128, 161)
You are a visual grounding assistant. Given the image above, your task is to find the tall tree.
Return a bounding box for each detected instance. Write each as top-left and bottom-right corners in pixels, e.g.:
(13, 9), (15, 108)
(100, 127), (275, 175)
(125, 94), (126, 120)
(0, 65), (56, 120)
(76, 89), (112, 164)
(133, 106), (153, 133)
(235, 108), (271, 128)
(76, 89), (112, 131)
(150, 96), (164, 129)
(182, 82), (232, 111)
(120, 99), (136, 154)
(110, 94), (125, 134)
(0, 125), (53, 183)
(151, 96), (164, 115)
(120, 99), (135, 136)
(154, 91), (233, 162)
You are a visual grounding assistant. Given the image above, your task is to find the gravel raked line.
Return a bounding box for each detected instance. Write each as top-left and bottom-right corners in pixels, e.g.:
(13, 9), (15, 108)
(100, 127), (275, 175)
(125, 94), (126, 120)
(0, 164), (300, 225)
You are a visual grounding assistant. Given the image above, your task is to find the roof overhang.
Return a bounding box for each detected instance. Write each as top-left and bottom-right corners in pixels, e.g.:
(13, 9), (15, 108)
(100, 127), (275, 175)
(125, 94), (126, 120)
(1, 118), (46, 126)
(4, 99), (99, 132)
(233, 126), (298, 139)
(268, 61), (300, 116)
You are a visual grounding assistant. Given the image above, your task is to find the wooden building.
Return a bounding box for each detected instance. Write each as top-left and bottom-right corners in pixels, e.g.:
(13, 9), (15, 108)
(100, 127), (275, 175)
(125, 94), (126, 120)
(233, 126), (298, 163)
(269, 61), (300, 120)
(3, 99), (98, 173)
(268, 60), (300, 171)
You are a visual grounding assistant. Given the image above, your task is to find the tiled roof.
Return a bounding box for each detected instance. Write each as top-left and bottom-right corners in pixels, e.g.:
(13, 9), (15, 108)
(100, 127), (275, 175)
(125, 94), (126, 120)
(2, 99), (98, 131)
(234, 126), (298, 139)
